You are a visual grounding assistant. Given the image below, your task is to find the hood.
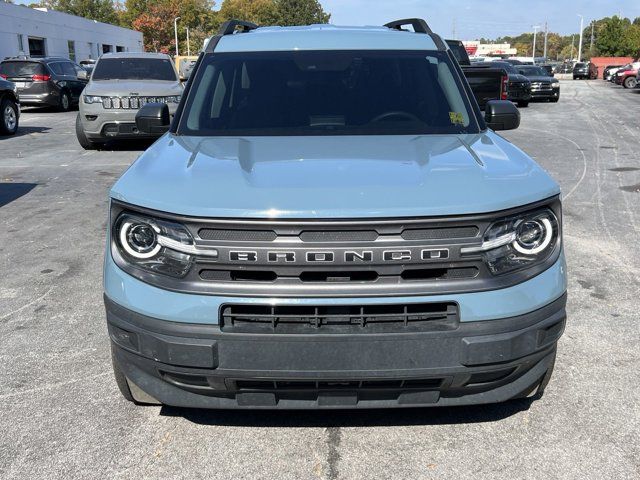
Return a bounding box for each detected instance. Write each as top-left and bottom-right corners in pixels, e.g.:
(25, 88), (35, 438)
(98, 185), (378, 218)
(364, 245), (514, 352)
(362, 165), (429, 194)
(527, 76), (558, 83)
(111, 133), (560, 219)
(86, 79), (183, 96)
(508, 74), (531, 84)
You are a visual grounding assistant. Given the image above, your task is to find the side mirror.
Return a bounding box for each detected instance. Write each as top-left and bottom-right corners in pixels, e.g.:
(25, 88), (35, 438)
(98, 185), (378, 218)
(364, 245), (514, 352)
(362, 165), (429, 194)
(77, 70), (88, 80)
(485, 100), (520, 131)
(135, 103), (170, 134)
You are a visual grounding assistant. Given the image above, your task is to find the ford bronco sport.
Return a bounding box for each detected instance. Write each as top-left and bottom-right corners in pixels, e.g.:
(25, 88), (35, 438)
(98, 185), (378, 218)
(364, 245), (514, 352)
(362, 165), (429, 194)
(105, 19), (567, 409)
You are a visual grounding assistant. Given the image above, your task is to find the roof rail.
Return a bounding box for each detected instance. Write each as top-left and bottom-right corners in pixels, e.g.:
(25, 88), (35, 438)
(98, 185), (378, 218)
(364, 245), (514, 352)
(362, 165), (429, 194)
(384, 18), (433, 34)
(218, 19), (259, 36)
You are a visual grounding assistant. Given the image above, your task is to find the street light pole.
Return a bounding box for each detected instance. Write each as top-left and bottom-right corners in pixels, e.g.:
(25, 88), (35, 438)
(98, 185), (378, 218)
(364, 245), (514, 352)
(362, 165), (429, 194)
(174, 16), (181, 57)
(186, 27), (190, 56)
(577, 14), (584, 62)
(532, 25), (540, 64)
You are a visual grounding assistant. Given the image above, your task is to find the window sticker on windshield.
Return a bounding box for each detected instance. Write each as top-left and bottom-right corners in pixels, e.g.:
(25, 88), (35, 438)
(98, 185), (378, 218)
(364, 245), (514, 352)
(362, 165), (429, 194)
(449, 112), (465, 125)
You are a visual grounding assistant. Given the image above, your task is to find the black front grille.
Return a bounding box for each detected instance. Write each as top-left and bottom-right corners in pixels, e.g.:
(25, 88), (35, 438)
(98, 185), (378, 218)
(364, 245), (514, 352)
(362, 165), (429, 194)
(200, 266), (479, 283)
(198, 228), (278, 242)
(401, 226), (478, 240)
(220, 302), (459, 333)
(299, 230), (379, 242)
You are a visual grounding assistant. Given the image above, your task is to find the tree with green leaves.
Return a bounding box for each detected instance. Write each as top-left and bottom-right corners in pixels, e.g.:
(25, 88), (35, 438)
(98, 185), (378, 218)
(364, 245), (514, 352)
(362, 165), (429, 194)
(275, 0), (330, 26)
(39, 0), (119, 25)
(218, 0), (279, 25)
(594, 16), (631, 56)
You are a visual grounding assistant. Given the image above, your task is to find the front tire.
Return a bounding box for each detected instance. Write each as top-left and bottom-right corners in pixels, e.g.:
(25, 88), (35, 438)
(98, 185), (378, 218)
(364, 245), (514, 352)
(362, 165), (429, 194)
(111, 347), (161, 405)
(623, 77), (637, 89)
(517, 100), (529, 108)
(58, 91), (71, 112)
(111, 352), (136, 403)
(75, 113), (103, 149)
(0, 97), (19, 135)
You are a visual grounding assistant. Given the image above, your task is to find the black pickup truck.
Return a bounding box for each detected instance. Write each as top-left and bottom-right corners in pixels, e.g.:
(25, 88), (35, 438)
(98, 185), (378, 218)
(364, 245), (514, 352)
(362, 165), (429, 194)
(446, 39), (508, 110)
(467, 61), (532, 108)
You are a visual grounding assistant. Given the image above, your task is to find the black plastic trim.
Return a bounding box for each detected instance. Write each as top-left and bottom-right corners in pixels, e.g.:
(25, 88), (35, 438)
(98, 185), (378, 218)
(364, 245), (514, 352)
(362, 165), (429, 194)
(385, 18), (434, 35)
(220, 19), (258, 35)
(106, 293), (566, 408)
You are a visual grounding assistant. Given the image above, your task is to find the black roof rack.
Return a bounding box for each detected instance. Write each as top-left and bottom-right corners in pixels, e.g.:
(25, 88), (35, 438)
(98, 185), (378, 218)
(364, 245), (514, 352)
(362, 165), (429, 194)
(218, 19), (259, 36)
(205, 19), (259, 53)
(384, 18), (433, 34)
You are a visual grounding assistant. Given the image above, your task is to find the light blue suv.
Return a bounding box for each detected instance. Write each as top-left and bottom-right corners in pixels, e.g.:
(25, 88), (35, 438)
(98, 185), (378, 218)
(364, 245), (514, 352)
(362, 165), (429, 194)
(104, 19), (567, 409)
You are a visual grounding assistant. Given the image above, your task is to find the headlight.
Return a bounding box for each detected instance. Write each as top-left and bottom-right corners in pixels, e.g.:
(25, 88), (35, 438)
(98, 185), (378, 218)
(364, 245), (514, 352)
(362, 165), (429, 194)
(551, 83), (560, 88)
(83, 95), (103, 104)
(461, 208), (560, 275)
(114, 213), (201, 278)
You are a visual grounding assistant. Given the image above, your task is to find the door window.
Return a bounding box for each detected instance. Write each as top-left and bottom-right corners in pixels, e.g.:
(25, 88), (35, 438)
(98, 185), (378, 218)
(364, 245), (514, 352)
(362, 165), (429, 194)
(48, 62), (63, 75)
(61, 62), (77, 77)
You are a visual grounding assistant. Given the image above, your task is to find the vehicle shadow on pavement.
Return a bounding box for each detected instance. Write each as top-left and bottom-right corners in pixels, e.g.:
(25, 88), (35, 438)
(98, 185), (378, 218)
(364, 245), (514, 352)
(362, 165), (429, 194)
(0, 182), (38, 207)
(160, 397), (537, 427)
(98, 139), (155, 152)
(1, 126), (50, 138)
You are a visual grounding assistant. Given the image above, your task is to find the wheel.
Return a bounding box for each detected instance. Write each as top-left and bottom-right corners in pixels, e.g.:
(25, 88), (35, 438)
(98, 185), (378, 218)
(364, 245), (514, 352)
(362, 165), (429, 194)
(517, 100), (529, 108)
(111, 352), (136, 403)
(550, 97), (559, 103)
(58, 90), (71, 112)
(0, 97), (19, 135)
(75, 113), (103, 149)
(573, 76), (577, 80)
(623, 77), (637, 89)
(111, 346), (160, 405)
(535, 350), (557, 396)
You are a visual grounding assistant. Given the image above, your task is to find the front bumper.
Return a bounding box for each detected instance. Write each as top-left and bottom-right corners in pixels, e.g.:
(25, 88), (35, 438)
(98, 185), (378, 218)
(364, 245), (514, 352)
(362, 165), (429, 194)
(107, 294), (565, 409)
(80, 103), (178, 140)
(507, 84), (532, 102)
(531, 87), (560, 99)
(18, 92), (58, 107)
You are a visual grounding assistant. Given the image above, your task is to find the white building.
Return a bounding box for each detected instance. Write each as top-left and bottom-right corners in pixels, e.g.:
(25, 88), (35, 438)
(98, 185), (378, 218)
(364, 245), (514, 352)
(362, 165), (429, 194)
(0, 2), (143, 62)
(463, 41), (517, 58)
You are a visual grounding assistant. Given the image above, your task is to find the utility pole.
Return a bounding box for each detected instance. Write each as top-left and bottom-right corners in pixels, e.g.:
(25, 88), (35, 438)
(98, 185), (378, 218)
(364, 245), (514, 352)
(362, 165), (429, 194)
(532, 25), (540, 64)
(543, 21), (548, 61)
(174, 16), (181, 57)
(577, 14), (584, 62)
(186, 27), (191, 56)
(570, 34), (575, 61)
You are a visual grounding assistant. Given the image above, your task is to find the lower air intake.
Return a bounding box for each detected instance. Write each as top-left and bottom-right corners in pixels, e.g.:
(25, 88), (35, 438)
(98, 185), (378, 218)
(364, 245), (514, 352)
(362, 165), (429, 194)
(220, 302), (459, 334)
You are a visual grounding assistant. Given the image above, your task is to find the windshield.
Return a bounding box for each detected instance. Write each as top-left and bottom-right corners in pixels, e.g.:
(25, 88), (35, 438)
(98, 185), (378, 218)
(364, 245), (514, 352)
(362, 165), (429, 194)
(179, 51), (477, 136)
(574, 63), (587, 68)
(92, 58), (176, 81)
(0, 61), (45, 78)
(519, 66), (547, 77)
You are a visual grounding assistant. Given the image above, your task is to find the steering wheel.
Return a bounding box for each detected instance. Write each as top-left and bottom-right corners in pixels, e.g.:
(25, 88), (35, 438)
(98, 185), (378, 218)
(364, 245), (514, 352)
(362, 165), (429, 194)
(370, 111), (421, 123)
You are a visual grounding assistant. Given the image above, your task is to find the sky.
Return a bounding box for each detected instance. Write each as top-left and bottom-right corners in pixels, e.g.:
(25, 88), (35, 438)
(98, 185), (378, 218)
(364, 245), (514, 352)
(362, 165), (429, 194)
(320, 0), (640, 39)
(14, 0), (640, 40)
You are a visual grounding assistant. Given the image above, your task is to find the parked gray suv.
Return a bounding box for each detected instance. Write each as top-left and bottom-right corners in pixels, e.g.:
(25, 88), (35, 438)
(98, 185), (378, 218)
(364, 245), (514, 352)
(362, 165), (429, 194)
(76, 53), (183, 149)
(0, 56), (87, 111)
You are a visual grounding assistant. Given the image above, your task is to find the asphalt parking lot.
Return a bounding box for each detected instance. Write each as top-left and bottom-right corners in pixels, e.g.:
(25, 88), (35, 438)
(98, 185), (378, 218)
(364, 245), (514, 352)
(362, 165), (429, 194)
(1, 80), (639, 479)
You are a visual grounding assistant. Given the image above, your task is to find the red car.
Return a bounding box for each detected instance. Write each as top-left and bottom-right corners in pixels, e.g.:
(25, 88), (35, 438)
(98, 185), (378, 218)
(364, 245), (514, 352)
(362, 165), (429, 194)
(615, 62), (639, 88)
